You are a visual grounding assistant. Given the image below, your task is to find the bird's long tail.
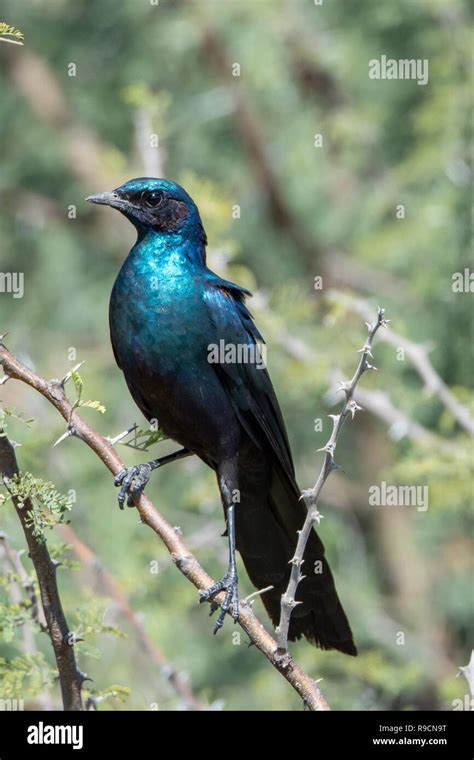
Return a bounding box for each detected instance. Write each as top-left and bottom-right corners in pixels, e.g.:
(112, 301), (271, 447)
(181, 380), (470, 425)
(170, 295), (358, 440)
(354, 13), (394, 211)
(232, 454), (357, 656)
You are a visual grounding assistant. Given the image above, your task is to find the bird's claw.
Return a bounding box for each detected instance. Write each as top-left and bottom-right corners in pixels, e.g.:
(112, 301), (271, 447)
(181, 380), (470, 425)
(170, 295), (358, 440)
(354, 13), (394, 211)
(114, 463), (152, 509)
(199, 572), (239, 633)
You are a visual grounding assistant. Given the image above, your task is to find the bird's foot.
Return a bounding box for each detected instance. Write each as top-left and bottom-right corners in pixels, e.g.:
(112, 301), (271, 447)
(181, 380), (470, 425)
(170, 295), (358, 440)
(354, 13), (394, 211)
(114, 463), (152, 509)
(199, 571), (239, 634)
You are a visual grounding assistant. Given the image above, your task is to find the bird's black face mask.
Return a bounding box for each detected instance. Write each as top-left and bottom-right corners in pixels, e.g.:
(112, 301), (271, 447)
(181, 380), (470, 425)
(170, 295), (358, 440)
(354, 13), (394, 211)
(86, 187), (189, 233)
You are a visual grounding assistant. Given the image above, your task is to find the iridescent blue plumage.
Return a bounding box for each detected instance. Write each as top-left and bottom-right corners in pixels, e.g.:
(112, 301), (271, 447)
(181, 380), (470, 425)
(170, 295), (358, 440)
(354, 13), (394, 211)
(87, 178), (356, 654)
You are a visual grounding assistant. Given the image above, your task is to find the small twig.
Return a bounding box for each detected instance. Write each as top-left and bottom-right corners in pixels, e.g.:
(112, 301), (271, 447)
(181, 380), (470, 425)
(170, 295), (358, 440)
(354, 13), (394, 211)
(0, 435), (84, 711)
(0, 37), (24, 46)
(243, 586), (274, 605)
(276, 308), (388, 655)
(0, 341), (330, 711)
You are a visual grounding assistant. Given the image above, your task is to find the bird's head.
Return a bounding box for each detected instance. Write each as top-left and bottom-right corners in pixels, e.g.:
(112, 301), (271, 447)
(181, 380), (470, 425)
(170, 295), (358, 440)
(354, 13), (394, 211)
(86, 177), (207, 245)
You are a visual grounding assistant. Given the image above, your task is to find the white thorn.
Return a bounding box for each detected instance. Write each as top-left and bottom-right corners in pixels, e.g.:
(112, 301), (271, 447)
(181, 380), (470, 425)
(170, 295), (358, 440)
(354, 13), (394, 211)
(106, 425), (137, 445)
(243, 585), (274, 604)
(52, 429), (73, 448)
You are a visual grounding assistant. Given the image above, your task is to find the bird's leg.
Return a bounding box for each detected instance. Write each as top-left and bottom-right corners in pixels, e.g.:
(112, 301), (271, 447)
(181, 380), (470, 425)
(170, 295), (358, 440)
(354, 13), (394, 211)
(114, 448), (192, 509)
(200, 459), (239, 633)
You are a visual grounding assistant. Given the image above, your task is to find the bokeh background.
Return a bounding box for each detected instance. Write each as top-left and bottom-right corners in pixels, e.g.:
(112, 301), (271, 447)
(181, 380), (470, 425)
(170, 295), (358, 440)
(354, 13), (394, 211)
(0, 0), (472, 711)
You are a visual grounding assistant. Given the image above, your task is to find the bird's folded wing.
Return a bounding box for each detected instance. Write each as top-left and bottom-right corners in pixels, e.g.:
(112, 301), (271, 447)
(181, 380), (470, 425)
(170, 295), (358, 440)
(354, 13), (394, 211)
(203, 272), (296, 486)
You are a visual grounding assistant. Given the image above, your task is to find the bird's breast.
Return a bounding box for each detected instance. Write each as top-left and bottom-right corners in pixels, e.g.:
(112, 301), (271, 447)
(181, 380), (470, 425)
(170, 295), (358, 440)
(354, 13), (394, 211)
(108, 256), (240, 459)
(110, 267), (206, 370)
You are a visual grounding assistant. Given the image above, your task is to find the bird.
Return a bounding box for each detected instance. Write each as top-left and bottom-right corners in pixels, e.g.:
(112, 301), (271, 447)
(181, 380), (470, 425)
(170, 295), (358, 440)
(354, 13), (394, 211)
(86, 178), (357, 655)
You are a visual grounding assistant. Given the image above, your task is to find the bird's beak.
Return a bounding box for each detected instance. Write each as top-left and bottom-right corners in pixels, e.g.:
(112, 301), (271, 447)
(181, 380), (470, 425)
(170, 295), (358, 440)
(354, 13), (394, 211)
(85, 191), (128, 210)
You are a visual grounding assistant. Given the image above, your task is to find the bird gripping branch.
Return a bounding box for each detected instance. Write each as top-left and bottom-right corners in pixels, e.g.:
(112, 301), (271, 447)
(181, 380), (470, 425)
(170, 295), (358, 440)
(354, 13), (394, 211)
(86, 177), (356, 654)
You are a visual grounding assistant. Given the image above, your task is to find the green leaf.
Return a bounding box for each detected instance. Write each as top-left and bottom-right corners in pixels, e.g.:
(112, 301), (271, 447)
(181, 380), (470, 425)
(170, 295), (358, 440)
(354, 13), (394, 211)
(3, 472), (74, 541)
(81, 399), (106, 414)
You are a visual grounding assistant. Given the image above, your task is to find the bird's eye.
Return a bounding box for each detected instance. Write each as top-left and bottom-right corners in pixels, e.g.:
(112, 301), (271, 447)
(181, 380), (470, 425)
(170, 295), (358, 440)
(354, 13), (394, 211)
(144, 190), (164, 208)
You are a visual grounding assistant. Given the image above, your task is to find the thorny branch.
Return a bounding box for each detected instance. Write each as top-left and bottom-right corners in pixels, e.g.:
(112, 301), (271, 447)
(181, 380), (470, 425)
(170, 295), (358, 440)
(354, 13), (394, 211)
(0, 434), (84, 711)
(276, 308), (388, 655)
(0, 340), (330, 711)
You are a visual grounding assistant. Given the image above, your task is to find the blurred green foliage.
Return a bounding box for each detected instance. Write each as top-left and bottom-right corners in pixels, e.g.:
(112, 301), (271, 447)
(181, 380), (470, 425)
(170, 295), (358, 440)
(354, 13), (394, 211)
(0, 0), (472, 710)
